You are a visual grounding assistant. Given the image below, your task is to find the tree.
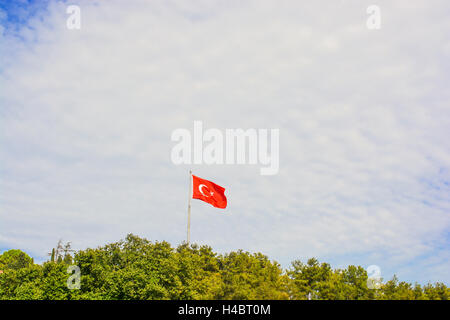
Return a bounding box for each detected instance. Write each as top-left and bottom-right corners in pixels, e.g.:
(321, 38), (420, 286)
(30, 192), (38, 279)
(339, 265), (373, 300)
(0, 250), (33, 271)
(216, 250), (288, 300)
(50, 248), (56, 263)
(288, 258), (337, 299)
(48, 240), (74, 264)
(0, 235), (448, 300)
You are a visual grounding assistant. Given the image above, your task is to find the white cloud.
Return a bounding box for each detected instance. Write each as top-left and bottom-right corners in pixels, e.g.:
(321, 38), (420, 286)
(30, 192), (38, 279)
(0, 0), (449, 284)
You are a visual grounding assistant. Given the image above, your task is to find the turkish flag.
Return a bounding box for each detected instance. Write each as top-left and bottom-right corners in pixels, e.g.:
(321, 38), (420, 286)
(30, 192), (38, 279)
(192, 174), (227, 209)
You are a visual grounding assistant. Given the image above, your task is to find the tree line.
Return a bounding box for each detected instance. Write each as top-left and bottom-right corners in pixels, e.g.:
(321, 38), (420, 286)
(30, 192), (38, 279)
(0, 234), (448, 300)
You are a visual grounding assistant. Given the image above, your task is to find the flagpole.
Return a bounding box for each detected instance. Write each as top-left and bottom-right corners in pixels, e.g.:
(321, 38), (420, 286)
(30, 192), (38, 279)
(187, 170), (192, 246)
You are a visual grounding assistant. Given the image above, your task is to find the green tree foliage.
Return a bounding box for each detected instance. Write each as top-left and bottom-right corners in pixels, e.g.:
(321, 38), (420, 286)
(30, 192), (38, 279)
(0, 235), (448, 300)
(0, 249), (33, 271)
(216, 250), (289, 300)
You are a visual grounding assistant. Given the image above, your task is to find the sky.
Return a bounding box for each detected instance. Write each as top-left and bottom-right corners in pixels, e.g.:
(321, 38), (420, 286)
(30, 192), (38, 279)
(0, 0), (449, 285)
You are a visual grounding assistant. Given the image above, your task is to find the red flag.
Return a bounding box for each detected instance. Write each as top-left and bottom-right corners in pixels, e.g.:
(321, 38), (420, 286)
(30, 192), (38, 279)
(192, 174), (227, 209)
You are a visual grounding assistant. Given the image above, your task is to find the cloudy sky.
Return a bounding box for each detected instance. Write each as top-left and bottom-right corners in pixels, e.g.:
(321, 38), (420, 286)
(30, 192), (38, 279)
(1, 0), (449, 285)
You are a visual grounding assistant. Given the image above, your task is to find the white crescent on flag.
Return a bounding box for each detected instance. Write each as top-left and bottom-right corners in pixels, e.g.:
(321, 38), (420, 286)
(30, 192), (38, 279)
(199, 184), (213, 197)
